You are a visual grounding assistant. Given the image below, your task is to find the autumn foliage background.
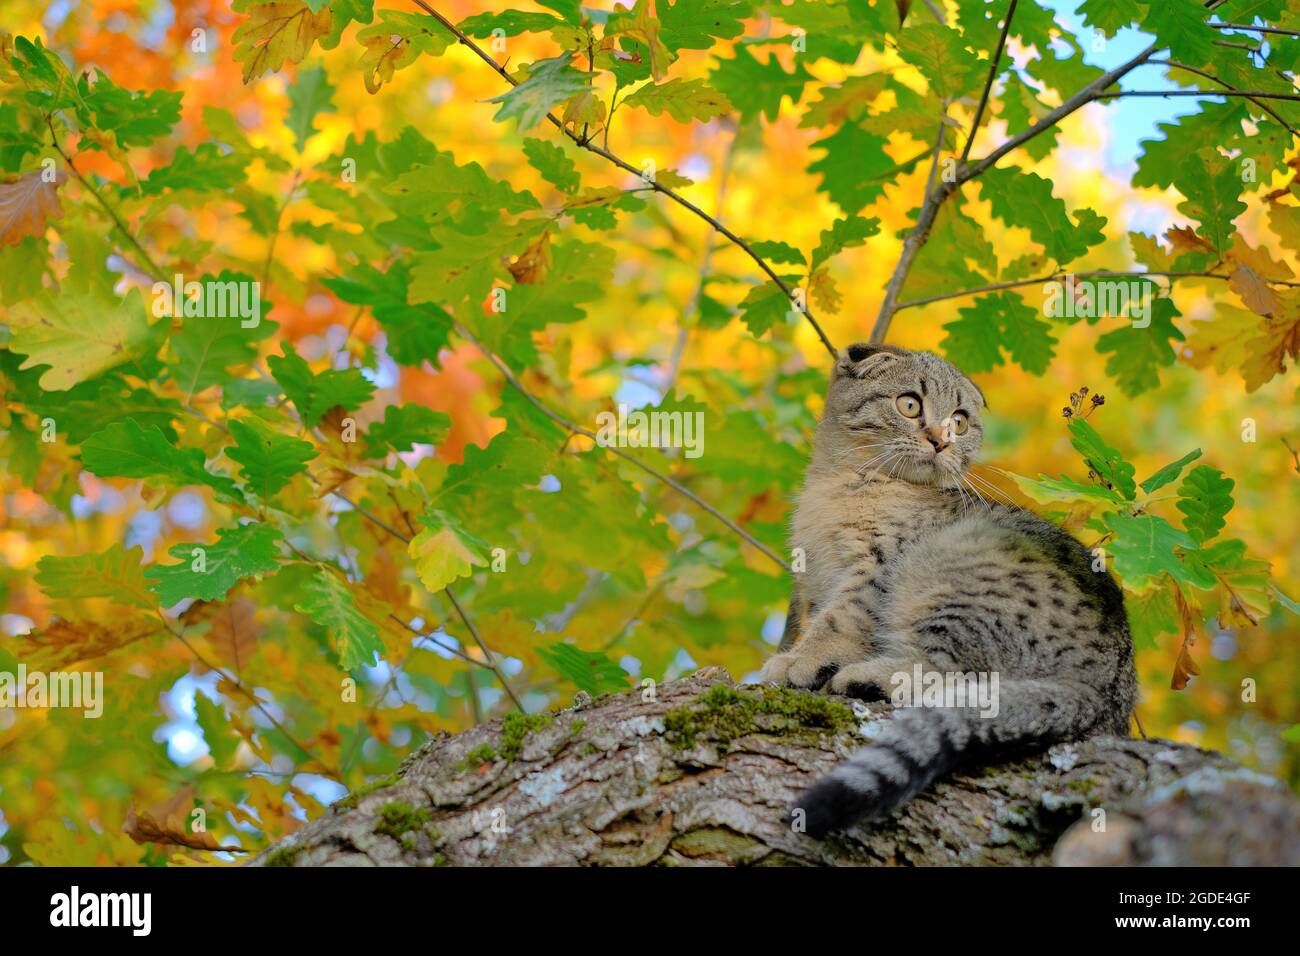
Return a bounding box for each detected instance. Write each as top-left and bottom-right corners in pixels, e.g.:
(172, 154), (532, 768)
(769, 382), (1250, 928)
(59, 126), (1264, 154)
(0, 0), (1298, 865)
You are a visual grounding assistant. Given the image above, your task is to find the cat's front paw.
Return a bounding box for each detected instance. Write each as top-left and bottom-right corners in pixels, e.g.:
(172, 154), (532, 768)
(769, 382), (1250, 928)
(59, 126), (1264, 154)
(759, 648), (842, 689)
(826, 661), (894, 701)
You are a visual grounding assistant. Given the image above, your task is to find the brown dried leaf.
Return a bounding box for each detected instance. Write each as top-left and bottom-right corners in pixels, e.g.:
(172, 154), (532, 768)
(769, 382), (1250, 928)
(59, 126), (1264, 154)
(1170, 585), (1201, 691)
(0, 170), (66, 247)
(808, 268), (841, 313)
(208, 598), (261, 673)
(1229, 263), (1280, 317)
(17, 615), (161, 670)
(1165, 225), (1214, 258)
(508, 230), (552, 285)
(123, 787), (228, 851)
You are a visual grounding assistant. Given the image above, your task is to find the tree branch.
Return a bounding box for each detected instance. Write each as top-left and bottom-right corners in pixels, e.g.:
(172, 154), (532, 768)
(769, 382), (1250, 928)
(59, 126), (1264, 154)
(252, 670), (1300, 867)
(409, 0), (838, 359)
(869, 43), (1160, 343)
(958, 43), (1160, 184)
(959, 0), (1017, 167)
(869, 115), (953, 343)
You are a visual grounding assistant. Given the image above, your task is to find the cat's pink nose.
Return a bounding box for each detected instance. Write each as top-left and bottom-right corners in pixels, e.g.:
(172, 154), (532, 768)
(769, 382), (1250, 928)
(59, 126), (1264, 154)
(924, 427), (950, 453)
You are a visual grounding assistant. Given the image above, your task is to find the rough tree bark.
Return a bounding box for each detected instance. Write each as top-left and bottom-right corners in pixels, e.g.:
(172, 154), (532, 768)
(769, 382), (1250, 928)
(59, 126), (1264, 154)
(252, 669), (1300, 866)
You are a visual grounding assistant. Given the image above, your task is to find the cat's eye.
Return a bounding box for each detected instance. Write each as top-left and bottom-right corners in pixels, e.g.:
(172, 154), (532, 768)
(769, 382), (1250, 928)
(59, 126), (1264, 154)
(951, 412), (969, 435)
(896, 393), (922, 418)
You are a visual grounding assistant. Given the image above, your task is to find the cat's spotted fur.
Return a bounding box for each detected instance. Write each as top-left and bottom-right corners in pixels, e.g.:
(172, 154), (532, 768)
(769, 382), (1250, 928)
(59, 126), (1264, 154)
(762, 343), (1136, 836)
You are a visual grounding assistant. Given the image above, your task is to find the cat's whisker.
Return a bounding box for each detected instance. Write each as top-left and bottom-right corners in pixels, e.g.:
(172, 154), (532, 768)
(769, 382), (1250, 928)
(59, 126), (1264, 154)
(965, 470), (1016, 507)
(960, 474), (994, 514)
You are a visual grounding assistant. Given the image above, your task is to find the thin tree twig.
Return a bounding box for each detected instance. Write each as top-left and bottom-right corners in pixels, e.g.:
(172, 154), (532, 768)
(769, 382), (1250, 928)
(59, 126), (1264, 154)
(894, 269), (1300, 311)
(665, 124), (740, 391)
(1146, 58), (1300, 136)
(168, 620), (335, 778)
(326, 490), (524, 711)
(960, 0), (1018, 167)
(46, 114), (165, 279)
(1094, 89), (1300, 102)
(445, 587), (524, 711)
(407, 0), (838, 359)
(453, 321), (792, 572)
(921, 0), (946, 24)
(261, 171), (302, 291)
(1207, 23), (1300, 38)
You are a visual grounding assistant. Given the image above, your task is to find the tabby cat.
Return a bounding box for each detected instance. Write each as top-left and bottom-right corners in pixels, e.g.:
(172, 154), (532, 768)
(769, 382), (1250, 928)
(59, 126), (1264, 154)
(761, 343), (1136, 836)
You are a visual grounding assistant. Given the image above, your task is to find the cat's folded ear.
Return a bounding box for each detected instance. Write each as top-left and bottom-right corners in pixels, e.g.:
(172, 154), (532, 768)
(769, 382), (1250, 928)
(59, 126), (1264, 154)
(834, 342), (907, 379)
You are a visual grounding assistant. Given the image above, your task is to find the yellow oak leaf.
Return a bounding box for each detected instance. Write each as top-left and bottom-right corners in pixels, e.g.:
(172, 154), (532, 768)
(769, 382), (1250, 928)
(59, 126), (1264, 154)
(231, 2), (332, 83)
(6, 287), (156, 390)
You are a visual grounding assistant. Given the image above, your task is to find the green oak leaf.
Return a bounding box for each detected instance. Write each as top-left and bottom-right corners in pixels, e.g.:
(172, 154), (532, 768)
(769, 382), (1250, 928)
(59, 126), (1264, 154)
(323, 264), (453, 368)
(489, 54), (590, 130)
(708, 46), (813, 122)
(1068, 418), (1137, 500)
(7, 288), (159, 391)
(941, 292), (1056, 374)
(1180, 538), (1270, 624)
(749, 239), (806, 267)
(1095, 297), (1185, 397)
(35, 544), (156, 610)
(808, 122), (896, 215)
(135, 143), (246, 196)
(659, 0), (753, 50)
(1140, 0), (1218, 66)
(459, 11), (566, 37)
(364, 404), (451, 457)
(267, 342), (376, 427)
(294, 567), (385, 670)
(1103, 512), (1197, 587)
(622, 77), (733, 123)
(1011, 472), (1128, 506)
(194, 693), (239, 769)
(522, 137), (580, 193)
(896, 21), (978, 99)
(537, 642), (632, 694)
(739, 281), (796, 336)
(77, 71), (182, 149)
(810, 215), (880, 272)
(1124, 583), (1179, 650)
(466, 237), (613, 367)
(225, 417), (317, 498)
(165, 270), (277, 401)
(1176, 465), (1235, 544)
(1174, 148), (1247, 253)
(979, 166), (1106, 264)
(81, 419), (241, 500)
(1139, 448), (1201, 495)
(1078, 0), (1142, 37)
(146, 522), (283, 606)
(286, 62), (336, 152)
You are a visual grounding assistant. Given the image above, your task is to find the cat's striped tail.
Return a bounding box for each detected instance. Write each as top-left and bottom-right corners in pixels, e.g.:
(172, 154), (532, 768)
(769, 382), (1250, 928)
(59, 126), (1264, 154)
(795, 678), (1109, 837)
